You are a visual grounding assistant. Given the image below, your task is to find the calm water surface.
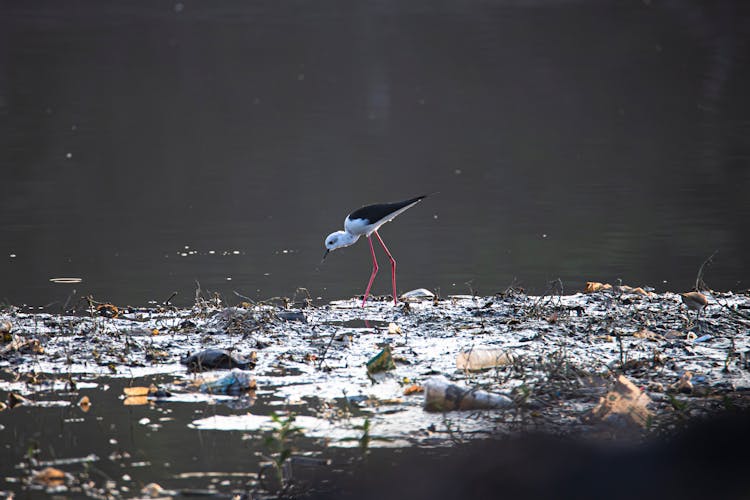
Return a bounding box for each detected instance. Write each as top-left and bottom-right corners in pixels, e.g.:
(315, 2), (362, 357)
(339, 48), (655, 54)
(1, 0), (749, 307)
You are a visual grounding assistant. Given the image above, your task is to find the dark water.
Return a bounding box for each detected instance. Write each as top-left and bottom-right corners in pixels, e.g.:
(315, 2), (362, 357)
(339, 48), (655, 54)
(0, 376), (354, 495)
(1, 0), (749, 308)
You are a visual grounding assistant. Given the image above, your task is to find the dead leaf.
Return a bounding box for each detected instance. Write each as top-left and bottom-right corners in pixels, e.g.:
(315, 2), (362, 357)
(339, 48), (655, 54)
(403, 384), (423, 395)
(584, 282), (612, 293)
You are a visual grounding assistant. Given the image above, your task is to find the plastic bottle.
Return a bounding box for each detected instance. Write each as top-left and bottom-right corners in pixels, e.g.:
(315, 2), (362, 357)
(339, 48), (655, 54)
(423, 375), (512, 411)
(456, 348), (514, 371)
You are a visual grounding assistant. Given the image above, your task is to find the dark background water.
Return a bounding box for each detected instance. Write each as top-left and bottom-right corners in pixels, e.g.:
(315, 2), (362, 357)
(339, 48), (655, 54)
(1, 0), (749, 308)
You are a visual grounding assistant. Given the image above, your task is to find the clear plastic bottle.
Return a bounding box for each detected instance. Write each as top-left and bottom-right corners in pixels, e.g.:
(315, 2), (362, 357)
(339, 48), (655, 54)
(456, 348), (514, 371)
(424, 375), (512, 411)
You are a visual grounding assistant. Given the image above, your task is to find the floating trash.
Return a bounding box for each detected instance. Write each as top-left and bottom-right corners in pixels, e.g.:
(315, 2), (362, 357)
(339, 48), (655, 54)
(366, 346), (396, 375)
(181, 349), (257, 373)
(49, 277), (83, 284)
(423, 375), (513, 411)
(199, 369), (257, 395)
(456, 347), (514, 371)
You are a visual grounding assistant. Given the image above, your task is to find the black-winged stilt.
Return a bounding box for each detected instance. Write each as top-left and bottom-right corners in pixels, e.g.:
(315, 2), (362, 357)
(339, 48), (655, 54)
(323, 195), (426, 307)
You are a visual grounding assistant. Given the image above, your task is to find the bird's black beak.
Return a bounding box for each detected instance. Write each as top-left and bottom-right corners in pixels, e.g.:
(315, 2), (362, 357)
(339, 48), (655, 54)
(321, 249), (330, 263)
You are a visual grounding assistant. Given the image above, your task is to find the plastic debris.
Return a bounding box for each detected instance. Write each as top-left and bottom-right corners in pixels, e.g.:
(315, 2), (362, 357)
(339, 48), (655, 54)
(423, 375), (513, 411)
(181, 349), (256, 372)
(456, 348), (514, 371)
(388, 322), (402, 335)
(277, 311), (307, 323)
(366, 346), (396, 374)
(95, 303), (120, 318)
(403, 384), (423, 395)
(123, 396), (149, 406)
(199, 369), (257, 395)
(123, 385), (155, 397)
(400, 288), (435, 301)
(32, 467), (66, 486)
(588, 375), (652, 428)
(141, 483), (169, 498)
(584, 282), (612, 293)
(670, 372), (693, 393)
(78, 395), (91, 412)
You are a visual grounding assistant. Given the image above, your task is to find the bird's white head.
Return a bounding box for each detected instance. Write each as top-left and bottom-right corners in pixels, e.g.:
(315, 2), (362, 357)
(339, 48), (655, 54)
(322, 230), (359, 260)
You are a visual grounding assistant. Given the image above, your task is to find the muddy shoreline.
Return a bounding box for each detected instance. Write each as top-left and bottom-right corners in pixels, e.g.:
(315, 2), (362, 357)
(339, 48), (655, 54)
(1, 288), (749, 497)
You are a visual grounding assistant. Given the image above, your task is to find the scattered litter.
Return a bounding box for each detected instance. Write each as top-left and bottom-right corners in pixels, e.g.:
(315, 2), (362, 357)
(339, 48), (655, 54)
(423, 375), (513, 411)
(387, 322), (402, 335)
(670, 372), (693, 394)
(123, 395), (149, 406)
(403, 384), (423, 395)
(31, 467), (66, 486)
(400, 288), (435, 301)
(366, 346), (396, 375)
(588, 375), (652, 429)
(199, 369), (257, 395)
(78, 395), (91, 412)
(584, 282), (612, 293)
(141, 482), (174, 498)
(181, 349), (257, 372)
(456, 347), (514, 371)
(123, 386), (155, 397)
(95, 304), (120, 318)
(277, 311), (307, 323)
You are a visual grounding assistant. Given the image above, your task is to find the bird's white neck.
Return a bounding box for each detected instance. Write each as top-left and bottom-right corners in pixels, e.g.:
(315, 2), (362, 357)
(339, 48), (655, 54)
(337, 231), (360, 248)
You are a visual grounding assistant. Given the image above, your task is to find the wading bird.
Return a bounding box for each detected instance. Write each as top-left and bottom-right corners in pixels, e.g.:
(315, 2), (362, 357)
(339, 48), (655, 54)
(323, 195), (426, 307)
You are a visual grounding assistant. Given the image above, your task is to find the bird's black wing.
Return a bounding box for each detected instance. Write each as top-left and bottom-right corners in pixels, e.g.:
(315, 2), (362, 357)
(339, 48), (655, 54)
(348, 195), (426, 224)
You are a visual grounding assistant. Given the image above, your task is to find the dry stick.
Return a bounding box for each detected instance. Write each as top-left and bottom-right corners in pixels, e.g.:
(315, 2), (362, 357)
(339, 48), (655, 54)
(233, 290), (257, 305)
(163, 291), (178, 306)
(317, 331), (336, 370)
(694, 249), (718, 291)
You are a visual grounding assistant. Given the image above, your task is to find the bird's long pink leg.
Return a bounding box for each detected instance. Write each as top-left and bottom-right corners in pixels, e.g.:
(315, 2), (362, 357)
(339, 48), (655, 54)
(362, 236), (379, 307)
(374, 231), (397, 306)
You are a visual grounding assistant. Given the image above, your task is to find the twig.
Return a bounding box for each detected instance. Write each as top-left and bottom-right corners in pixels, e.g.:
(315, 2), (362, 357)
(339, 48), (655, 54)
(317, 332), (336, 370)
(695, 249), (718, 291)
(163, 291), (178, 306)
(233, 290), (257, 305)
